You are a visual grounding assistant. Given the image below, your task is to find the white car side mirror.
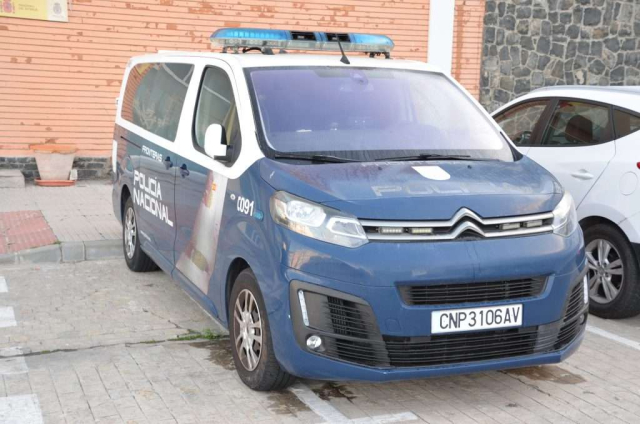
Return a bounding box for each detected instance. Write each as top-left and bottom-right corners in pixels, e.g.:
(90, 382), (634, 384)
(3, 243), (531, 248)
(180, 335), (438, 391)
(204, 124), (228, 160)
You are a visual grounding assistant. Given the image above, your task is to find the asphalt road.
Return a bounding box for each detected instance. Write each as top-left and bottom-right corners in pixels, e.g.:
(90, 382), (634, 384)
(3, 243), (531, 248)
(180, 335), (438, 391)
(0, 260), (639, 424)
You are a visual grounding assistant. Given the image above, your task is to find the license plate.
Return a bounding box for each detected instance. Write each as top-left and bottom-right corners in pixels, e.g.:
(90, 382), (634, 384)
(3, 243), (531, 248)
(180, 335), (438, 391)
(431, 304), (522, 334)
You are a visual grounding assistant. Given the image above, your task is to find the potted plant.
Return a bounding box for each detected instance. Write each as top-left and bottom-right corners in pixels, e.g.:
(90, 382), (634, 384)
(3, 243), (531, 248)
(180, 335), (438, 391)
(29, 143), (78, 186)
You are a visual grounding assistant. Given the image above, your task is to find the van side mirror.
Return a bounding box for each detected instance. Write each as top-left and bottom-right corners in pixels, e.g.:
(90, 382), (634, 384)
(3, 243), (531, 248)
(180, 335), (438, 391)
(204, 124), (231, 162)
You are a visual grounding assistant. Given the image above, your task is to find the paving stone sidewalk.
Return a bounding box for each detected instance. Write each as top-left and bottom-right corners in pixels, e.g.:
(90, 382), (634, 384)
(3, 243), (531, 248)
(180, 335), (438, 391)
(4, 320), (640, 424)
(0, 261), (224, 353)
(0, 181), (120, 245)
(1, 261), (640, 423)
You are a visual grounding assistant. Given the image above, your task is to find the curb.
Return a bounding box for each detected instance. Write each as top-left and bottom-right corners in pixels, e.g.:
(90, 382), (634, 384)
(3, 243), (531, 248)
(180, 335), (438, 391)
(0, 239), (122, 266)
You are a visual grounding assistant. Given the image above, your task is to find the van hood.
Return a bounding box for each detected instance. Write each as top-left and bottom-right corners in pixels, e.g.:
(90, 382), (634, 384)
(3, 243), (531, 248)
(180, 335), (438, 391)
(259, 157), (563, 220)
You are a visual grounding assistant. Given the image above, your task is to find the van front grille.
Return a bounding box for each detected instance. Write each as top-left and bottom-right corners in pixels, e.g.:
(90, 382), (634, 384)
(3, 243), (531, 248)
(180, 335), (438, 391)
(384, 327), (540, 367)
(319, 322), (583, 368)
(398, 277), (547, 306)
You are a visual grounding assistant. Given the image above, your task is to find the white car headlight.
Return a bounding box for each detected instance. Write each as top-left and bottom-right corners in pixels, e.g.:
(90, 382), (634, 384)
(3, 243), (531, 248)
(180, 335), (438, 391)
(270, 191), (368, 248)
(552, 191), (578, 237)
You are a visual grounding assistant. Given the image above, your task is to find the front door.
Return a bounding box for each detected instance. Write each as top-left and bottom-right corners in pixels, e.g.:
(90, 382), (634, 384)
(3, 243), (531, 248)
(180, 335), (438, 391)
(527, 99), (616, 206)
(174, 65), (241, 296)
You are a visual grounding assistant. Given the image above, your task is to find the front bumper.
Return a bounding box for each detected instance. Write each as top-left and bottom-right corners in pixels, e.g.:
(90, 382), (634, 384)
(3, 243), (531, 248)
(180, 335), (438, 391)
(268, 261), (588, 382)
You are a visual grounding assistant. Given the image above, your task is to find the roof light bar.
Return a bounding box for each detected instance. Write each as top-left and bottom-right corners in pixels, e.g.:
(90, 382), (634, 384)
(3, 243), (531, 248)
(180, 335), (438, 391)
(210, 28), (394, 56)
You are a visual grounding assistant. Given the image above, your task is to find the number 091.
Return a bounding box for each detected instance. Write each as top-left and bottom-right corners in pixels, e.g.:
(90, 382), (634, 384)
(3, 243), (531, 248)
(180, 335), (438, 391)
(237, 196), (254, 216)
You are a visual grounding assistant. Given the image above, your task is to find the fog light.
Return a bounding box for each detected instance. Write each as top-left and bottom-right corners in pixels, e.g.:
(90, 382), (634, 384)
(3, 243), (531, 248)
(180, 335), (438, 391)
(306, 335), (322, 350)
(583, 275), (589, 305)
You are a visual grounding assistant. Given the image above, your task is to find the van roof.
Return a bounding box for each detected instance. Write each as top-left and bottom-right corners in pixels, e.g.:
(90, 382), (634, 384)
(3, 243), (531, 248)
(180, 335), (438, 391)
(132, 51), (441, 73)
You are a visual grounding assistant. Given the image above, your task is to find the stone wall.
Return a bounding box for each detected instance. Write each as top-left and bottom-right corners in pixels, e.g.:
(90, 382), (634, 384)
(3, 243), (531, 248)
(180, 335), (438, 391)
(480, 0), (640, 111)
(0, 157), (111, 181)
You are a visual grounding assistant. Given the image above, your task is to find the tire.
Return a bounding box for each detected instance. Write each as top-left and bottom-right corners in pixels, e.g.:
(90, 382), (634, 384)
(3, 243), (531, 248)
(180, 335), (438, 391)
(229, 268), (295, 391)
(122, 197), (158, 272)
(584, 223), (640, 319)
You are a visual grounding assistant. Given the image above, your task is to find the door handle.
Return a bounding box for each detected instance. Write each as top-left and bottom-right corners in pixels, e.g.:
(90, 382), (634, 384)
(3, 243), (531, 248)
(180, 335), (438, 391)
(180, 163), (190, 177)
(163, 156), (173, 169)
(571, 170), (594, 180)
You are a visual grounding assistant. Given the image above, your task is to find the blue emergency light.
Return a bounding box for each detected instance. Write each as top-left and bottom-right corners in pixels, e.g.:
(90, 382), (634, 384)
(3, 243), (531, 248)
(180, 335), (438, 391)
(210, 28), (394, 57)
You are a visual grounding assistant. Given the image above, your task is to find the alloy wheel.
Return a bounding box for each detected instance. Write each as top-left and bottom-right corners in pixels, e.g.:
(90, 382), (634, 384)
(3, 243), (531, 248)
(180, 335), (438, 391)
(234, 289), (263, 371)
(586, 238), (624, 304)
(125, 207), (137, 259)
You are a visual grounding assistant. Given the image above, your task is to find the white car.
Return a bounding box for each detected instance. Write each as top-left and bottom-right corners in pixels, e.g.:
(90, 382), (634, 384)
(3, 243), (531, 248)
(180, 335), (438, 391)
(493, 86), (640, 319)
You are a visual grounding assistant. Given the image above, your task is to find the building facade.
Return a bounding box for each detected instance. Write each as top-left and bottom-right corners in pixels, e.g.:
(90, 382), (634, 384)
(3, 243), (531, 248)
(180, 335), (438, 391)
(0, 0), (485, 179)
(3, 0), (638, 179)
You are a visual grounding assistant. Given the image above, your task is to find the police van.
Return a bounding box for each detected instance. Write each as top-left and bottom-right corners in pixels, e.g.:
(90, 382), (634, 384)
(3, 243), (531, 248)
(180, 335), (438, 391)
(112, 28), (588, 391)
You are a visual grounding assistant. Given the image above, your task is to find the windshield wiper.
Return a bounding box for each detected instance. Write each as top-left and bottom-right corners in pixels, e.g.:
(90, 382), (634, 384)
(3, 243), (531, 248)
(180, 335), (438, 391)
(375, 153), (482, 162)
(273, 153), (360, 163)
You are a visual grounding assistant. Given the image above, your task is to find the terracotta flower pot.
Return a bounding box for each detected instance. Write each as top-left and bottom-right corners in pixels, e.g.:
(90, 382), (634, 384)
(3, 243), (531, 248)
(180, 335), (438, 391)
(29, 144), (77, 181)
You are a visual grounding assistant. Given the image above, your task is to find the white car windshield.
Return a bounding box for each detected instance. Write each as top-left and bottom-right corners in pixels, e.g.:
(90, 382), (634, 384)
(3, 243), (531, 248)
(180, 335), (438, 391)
(246, 67), (514, 162)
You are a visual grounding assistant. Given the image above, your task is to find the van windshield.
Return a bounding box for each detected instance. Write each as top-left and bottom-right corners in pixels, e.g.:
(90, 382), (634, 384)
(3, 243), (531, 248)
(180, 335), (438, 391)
(245, 67), (514, 162)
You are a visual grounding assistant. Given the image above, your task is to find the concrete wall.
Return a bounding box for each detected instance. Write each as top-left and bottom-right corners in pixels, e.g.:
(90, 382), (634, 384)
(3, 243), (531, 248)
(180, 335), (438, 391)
(480, 0), (640, 111)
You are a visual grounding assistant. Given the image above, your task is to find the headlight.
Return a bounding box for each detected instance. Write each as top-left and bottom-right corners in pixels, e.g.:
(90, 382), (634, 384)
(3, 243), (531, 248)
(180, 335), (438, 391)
(552, 191), (578, 237)
(270, 191), (368, 248)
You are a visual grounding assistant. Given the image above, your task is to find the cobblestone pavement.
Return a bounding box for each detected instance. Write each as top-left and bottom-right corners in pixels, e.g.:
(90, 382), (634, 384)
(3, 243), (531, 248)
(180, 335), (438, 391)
(0, 182), (120, 243)
(1, 260), (640, 423)
(0, 261), (224, 354)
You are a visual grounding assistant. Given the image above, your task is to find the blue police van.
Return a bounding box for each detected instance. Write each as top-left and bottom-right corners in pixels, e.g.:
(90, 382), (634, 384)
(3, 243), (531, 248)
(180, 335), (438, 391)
(112, 29), (588, 391)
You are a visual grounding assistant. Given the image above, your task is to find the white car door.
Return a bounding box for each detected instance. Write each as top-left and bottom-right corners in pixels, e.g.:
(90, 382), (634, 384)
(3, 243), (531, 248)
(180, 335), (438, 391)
(527, 99), (616, 206)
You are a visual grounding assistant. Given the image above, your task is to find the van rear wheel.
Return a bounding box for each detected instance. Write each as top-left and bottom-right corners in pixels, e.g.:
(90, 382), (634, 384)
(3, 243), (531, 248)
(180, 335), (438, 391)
(123, 197), (157, 272)
(229, 269), (295, 391)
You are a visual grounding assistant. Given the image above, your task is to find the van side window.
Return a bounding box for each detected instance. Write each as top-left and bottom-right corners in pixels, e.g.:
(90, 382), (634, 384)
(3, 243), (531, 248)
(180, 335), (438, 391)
(541, 100), (612, 146)
(194, 67), (241, 154)
(613, 109), (640, 139)
(494, 100), (548, 146)
(121, 63), (194, 141)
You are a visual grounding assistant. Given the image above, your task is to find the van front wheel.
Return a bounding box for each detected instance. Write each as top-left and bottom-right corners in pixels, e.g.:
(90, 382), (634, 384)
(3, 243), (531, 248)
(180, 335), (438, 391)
(229, 269), (295, 391)
(122, 197), (157, 272)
